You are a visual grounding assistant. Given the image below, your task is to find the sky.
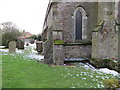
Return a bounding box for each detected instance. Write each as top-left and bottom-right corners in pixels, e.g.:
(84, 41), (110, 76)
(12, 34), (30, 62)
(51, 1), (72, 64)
(0, 0), (49, 35)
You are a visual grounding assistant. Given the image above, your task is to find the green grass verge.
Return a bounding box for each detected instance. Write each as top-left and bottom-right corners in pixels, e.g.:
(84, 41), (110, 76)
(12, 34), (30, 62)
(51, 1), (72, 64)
(1, 52), (119, 88)
(0, 52), (2, 89)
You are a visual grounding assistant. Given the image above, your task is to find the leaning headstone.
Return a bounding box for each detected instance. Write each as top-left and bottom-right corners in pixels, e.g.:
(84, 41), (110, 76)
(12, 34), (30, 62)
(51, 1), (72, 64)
(16, 40), (24, 49)
(9, 41), (16, 52)
(36, 41), (43, 54)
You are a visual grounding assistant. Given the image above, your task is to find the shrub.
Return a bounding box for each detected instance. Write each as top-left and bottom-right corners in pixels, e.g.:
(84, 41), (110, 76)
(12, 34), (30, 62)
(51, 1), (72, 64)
(103, 79), (120, 88)
(2, 31), (20, 47)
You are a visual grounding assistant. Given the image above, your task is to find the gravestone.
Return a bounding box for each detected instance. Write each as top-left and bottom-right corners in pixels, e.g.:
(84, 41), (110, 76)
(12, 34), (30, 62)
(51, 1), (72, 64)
(16, 40), (24, 49)
(9, 41), (16, 52)
(29, 39), (35, 44)
(36, 41), (43, 54)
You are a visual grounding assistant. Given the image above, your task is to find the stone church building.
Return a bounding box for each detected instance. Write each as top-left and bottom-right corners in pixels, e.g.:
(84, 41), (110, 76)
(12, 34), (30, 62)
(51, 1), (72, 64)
(42, 0), (120, 65)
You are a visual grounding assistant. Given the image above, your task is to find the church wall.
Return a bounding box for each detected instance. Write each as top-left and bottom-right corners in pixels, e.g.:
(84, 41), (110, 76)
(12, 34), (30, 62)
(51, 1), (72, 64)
(55, 2), (98, 43)
(92, 31), (118, 60)
(64, 45), (91, 58)
(42, 1), (119, 65)
(51, 2), (98, 60)
(42, 5), (54, 64)
(92, 2), (119, 61)
(43, 26), (54, 64)
(118, 1), (120, 61)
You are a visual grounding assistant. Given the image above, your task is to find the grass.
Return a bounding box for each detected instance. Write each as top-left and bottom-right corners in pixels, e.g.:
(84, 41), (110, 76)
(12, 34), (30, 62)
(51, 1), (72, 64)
(0, 52), (2, 89)
(1, 51), (119, 88)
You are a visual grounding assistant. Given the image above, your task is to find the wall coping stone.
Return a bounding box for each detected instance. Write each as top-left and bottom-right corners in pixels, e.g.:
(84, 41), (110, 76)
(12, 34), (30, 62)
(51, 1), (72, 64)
(54, 40), (92, 45)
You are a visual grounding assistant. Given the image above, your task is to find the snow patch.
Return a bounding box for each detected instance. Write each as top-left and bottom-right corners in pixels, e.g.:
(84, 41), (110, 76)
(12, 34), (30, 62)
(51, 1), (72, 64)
(26, 54), (44, 60)
(0, 49), (8, 52)
(16, 50), (23, 54)
(0, 46), (6, 49)
(99, 68), (119, 76)
(0, 48), (24, 54)
(29, 43), (36, 48)
(79, 62), (119, 76)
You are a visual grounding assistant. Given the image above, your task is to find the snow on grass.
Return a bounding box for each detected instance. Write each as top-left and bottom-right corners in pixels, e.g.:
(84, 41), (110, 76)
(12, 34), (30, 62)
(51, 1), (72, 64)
(16, 49), (24, 54)
(62, 63), (119, 88)
(0, 46), (6, 49)
(0, 43), (119, 77)
(25, 54), (44, 61)
(78, 63), (119, 76)
(0, 43), (44, 61)
(23, 44), (44, 61)
(24, 43), (36, 49)
(0, 48), (24, 54)
(99, 68), (119, 76)
(0, 49), (8, 52)
(29, 43), (36, 49)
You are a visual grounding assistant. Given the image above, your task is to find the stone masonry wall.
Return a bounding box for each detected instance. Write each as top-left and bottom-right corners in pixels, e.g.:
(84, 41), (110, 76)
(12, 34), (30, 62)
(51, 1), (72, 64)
(64, 45), (91, 58)
(53, 2), (98, 42)
(43, 2), (98, 64)
(92, 31), (118, 60)
(51, 2), (96, 62)
(53, 45), (64, 65)
(118, 1), (120, 20)
(43, 1), (119, 65)
(118, 1), (120, 60)
(92, 2), (118, 61)
(43, 26), (53, 64)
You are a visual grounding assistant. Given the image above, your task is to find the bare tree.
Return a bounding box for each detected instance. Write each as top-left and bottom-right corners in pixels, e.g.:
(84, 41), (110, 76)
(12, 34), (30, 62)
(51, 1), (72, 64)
(1, 22), (21, 47)
(1, 22), (19, 32)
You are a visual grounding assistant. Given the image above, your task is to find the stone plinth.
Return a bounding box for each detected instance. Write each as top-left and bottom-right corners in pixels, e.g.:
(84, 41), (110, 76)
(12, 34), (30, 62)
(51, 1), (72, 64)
(53, 45), (64, 65)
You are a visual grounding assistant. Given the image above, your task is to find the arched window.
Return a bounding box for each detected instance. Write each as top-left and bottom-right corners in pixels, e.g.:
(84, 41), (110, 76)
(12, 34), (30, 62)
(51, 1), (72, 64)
(74, 7), (87, 40)
(75, 10), (82, 39)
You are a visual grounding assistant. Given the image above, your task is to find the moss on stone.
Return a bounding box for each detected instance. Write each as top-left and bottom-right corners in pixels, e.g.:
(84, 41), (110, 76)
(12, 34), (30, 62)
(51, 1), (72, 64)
(54, 40), (64, 45)
(64, 41), (92, 45)
(93, 26), (101, 32)
(103, 79), (120, 88)
(90, 58), (119, 72)
(54, 40), (92, 45)
(93, 20), (105, 32)
(98, 20), (105, 26)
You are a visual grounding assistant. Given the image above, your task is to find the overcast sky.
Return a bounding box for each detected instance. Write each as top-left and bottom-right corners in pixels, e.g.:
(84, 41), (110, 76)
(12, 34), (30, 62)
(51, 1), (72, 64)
(0, 0), (49, 34)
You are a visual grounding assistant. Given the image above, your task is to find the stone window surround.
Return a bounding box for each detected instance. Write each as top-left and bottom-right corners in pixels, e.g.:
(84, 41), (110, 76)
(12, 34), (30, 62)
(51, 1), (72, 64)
(73, 6), (88, 41)
(115, 0), (120, 19)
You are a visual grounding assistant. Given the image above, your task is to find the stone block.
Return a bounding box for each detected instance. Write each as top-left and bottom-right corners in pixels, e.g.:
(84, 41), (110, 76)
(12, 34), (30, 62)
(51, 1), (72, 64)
(64, 45), (91, 58)
(43, 40), (53, 64)
(53, 45), (64, 65)
(9, 41), (16, 53)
